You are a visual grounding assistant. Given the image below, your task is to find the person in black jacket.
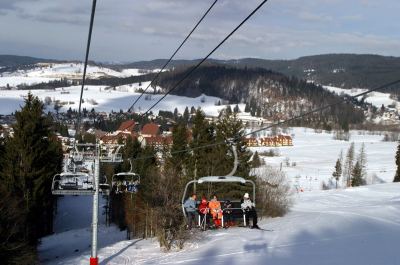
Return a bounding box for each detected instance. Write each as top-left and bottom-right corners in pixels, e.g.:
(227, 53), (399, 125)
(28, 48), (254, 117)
(223, 200), (234, 228)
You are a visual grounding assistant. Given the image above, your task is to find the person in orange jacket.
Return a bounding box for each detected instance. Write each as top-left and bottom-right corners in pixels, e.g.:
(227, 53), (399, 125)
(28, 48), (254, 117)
(208, 194), (223, 228)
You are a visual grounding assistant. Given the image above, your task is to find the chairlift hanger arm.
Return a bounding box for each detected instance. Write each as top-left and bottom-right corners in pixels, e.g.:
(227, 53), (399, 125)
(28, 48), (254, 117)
(226, 142), (238, 177)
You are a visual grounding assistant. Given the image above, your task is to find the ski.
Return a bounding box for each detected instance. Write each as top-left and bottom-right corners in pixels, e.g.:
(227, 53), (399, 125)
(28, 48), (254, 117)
(250, 226), (274, 231)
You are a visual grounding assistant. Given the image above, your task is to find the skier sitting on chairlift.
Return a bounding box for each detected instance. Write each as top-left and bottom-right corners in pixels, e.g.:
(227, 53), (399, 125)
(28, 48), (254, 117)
(223, 199), (234, 228)
(241, 193), (259, 229)
(183, 193), (198, 230)
(208, 194), (223, 228)
(198, 196), (209, 228)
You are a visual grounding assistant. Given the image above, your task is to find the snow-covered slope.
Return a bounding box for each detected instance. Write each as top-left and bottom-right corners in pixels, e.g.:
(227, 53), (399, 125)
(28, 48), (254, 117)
(0, 63), (152, 88)
(250, 127), (396, 191)
(0, 83), (223, 116)
(324, 85), (399, 109)
(39, 182), (400, 265)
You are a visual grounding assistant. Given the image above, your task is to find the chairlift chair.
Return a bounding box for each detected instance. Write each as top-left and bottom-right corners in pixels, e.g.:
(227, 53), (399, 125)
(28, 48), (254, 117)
(111, 158), (140, 193)
(52, 172), (95, 195)
(99, 175), (111, 195)
(182, 142), (256, 228)
(182, 176), (256, 228)
(52, 172), (111, 196)
(111, 172), (141, 194)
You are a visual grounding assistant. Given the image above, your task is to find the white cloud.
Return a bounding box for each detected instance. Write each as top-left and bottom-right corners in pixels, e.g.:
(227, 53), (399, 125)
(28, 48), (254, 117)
(0, 0), (399, 61)
(298, 12), (333, 23)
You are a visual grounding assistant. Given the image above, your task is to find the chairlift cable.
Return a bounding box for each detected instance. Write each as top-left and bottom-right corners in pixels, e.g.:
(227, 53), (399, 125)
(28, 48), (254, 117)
(76, 0), (97, 138)
(131, 78), (400, 162)
(140, 0), (270, 116)
(127, 0), (219, 113)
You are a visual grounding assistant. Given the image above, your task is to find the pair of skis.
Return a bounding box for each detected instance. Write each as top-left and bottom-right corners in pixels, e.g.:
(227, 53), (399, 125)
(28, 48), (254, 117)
(250, 226), (273, 231)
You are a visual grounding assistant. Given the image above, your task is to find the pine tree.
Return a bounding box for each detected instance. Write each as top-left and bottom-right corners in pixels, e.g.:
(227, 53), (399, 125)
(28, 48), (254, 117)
(170, 122), (190, 175)
(215, 110), (253, 198)
(190, 108), (216, 179)
(252, 151), (262, 168)
(233, 104), (240, 113)
(332, 158), (342, 189)
(351, 161), (364, 186)
(0, 93), (63, 259)
(224, 105), (232, 115)
(358, 143), (367, 180)
(343, 142), (355, 187)
(173, 108), (179, 121)
(244, 102), (250, 112)
(394, 141), (400, 182)
(182, 107), (190, 124)
(0, 183), (36, 264)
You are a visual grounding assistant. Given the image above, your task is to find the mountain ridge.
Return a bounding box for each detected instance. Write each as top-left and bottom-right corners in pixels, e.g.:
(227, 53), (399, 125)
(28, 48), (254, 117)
(2, 53), (400, 90)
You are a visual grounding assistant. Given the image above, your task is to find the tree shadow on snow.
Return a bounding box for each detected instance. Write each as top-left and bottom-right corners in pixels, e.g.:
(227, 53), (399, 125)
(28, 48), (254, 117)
(240, 214), (400, 265)
(100, 238), (143, 265)
(177, 213), (400, 265)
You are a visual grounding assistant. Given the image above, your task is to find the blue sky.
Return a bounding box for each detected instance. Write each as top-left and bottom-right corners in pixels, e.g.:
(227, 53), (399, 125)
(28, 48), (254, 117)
(1, 0), (399, 62)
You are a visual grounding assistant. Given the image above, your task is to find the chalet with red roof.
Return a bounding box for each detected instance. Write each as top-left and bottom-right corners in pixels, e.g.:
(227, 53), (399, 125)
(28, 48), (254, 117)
(118, 120), (136, 133)
(139, 122), (173, 148)
(100, 120), (137, 144)
(141, 122), (159, 137)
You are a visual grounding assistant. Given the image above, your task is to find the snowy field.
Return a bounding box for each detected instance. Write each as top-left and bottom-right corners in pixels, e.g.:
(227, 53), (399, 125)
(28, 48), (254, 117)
(38, 128), (399, 265)
(0, 63), (152, 88)
(0, 83), (224, 116)
(324, 85), (399, 109)
(39, 183), (400, 265)
(250, 127), (397, 191)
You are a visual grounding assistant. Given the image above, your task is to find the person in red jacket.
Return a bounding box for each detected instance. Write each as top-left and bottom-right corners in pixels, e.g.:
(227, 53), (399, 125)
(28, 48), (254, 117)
(198, 196), (209, 229)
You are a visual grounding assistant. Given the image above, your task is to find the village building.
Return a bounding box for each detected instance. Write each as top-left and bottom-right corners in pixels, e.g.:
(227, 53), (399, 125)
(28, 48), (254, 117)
(100, 120), (138, 144)
(245, 134), (293, 147)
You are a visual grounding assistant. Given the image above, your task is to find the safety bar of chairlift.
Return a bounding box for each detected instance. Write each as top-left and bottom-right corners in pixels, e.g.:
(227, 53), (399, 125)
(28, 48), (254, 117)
(52, 186), (109, 196)
(198, 211), (209, 230)
(100, 154), (123, 163)
(111, 172), (140, 194)
(196, 208), (249, 228)
(111, 173), (140, 185)
(221, 208), (248, 227)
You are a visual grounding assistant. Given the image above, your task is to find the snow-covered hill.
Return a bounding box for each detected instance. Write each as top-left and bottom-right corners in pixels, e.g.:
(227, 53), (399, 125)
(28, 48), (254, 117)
(0, 83), (223, 116)
(324, 85), (400, 110)
(37, 127), (399, 265)
(250, 127), (396, 191)
(39, 182), (400, 265)
(0, 63), (153, 88)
